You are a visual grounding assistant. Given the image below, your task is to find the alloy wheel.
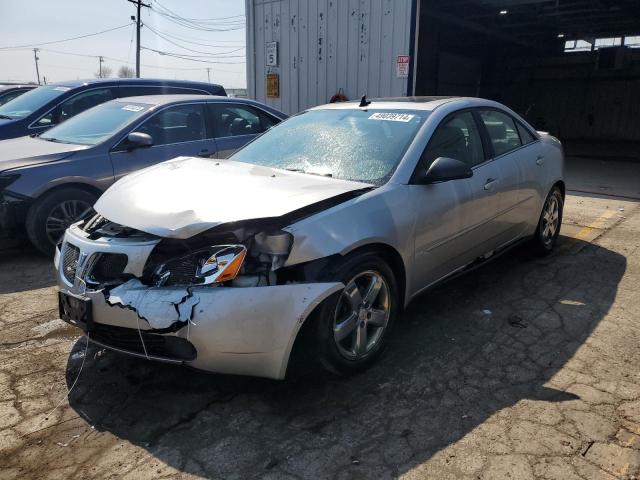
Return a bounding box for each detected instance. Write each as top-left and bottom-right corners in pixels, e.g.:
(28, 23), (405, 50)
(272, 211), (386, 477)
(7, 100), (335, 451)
(541, 194), (560, 247)
(333, 270), (391, 360)
(45, 200), (93, 245)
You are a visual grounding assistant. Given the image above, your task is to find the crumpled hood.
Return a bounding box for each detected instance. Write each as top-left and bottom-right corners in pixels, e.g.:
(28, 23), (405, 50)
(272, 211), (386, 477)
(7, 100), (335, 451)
(0, 136), (88, 172)
(95, 156), (372, 239)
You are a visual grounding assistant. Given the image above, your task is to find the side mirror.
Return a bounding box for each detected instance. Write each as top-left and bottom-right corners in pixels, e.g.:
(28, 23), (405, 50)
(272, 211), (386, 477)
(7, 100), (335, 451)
(127, 132), (153, 150)
(416, 157), (473, 185)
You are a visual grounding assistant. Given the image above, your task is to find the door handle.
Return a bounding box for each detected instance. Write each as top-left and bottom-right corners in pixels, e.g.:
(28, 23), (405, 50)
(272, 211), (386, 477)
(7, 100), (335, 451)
(484, 178), (498, 191)
(536, 155), (545, 166)
(197, 150), (212, 158)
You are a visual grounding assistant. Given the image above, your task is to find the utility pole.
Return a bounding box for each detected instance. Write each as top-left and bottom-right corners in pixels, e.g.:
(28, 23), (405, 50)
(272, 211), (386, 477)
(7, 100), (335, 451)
(33, 48), (41, 85)
(128, 0), (150, 78)
(99, 56), (104, 78)
(206, 67), (211, 83)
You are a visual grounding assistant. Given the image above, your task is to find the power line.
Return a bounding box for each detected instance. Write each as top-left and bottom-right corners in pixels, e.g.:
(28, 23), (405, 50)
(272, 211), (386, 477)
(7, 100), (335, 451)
(141, 46), (245, 64)
(140, 45), (245, 60)
(18, 47), (244, 73)
(144, 24), (245, 56)
(0, 24), (132, 50)
(150, 2), (245, 32)
(152, 1), (244, 26)
(140, 27), (245, 47)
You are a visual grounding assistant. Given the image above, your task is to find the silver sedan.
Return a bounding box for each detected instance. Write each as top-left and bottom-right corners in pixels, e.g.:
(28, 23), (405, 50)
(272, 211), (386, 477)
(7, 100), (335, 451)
(56, 97), (564, 379)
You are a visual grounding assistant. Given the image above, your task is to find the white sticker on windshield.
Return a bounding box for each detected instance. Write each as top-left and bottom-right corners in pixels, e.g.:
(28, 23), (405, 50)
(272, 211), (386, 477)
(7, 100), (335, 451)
(53, 86), (71, 92)
(369, 112), (415, 122)
(122, 105), (144, 112)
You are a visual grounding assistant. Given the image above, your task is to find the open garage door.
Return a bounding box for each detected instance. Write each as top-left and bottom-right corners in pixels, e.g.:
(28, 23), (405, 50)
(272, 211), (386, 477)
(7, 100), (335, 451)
(415, 0), (640, 165)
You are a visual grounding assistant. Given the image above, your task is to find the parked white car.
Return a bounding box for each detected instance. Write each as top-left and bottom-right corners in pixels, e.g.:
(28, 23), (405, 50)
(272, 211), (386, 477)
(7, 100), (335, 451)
(56, 97), (564, 379)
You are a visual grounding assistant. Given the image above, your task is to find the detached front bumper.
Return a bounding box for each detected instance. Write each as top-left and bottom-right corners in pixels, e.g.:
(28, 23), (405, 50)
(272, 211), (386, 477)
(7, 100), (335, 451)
(56, 225), (342, 379)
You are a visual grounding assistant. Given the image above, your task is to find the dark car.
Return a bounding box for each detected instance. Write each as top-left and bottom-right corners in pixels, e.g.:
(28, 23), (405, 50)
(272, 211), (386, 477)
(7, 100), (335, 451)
(0, 78), (226, 141)
(0, 85), (36, 106)
(0, 95), (286, 253)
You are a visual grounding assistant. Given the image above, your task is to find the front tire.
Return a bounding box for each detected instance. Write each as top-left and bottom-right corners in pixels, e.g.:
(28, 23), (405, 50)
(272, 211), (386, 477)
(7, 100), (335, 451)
(531, 186), (563, 255)
(314, 252), (398, 376)
(26, 188), (96, 255)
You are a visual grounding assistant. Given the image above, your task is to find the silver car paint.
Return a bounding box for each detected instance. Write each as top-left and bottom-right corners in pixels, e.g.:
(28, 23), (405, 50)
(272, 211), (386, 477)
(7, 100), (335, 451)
(56, 226), (342, 379)
(94, 156), (373, 239)
(57, 97), (564, 379)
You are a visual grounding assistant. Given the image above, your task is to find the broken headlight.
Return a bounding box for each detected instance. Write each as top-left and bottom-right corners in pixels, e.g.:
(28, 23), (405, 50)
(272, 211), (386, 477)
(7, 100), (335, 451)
(153, 245), (247, 287)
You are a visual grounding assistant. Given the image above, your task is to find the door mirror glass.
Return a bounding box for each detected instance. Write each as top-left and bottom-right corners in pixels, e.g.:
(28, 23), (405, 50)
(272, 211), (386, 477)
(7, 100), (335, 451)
(417, 157), (473, 184)
(127, 131), (153, 149)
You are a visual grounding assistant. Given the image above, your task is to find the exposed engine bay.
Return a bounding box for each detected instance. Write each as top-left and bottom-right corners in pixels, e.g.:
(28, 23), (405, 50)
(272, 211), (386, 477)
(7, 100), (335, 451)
(77, 213), (297, 291)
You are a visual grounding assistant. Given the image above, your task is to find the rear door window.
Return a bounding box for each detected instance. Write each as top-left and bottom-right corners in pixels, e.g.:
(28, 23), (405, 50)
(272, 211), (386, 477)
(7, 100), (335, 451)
(206, 103), (278, 138)
(478, 110), (522, 157)
(133, 103), (206, 146)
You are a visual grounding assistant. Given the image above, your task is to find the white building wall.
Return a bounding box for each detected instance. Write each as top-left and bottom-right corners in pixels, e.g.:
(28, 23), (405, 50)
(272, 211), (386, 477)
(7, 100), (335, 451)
(246, 0), (415, 114)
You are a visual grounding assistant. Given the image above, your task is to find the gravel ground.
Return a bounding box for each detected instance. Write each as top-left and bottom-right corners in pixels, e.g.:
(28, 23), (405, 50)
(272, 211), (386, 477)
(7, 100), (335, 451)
(0, 194), (639, 480)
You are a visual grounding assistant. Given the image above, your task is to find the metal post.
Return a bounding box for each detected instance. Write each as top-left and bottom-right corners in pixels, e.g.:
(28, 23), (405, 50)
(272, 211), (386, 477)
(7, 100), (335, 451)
(206, 67), (211, 83)
(99, 56), (104, 78)
(128, 0), (150, 78)
(136, 0), (141, 77)
(33, 48), (41, 85)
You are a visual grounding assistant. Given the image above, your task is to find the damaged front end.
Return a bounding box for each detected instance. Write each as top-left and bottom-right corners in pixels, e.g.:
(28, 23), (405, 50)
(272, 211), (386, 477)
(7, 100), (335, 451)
(56, 214), (342, 379)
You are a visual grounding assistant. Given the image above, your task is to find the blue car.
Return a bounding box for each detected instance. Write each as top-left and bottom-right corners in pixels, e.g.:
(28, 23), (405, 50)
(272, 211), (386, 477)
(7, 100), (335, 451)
(0, 78), (226, 141)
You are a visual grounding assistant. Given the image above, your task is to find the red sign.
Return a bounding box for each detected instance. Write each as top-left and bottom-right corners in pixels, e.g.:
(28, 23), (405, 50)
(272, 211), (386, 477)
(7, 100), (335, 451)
(396, 55), (410, 78)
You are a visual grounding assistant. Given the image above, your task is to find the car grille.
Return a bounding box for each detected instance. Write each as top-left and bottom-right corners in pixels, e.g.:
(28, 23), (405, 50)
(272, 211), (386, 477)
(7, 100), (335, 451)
(61, 243), (80, 284)
(90, 254), (128, 283)
(89, 323), (197, 361)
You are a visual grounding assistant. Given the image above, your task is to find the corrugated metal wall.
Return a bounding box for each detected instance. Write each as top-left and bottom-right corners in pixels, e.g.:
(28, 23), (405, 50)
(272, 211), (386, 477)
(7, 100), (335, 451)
(246, 0), (414, 114)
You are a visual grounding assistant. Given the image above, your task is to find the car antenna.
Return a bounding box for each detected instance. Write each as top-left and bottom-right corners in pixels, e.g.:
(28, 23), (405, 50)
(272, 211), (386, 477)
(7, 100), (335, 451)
(359, 94), (371, 108)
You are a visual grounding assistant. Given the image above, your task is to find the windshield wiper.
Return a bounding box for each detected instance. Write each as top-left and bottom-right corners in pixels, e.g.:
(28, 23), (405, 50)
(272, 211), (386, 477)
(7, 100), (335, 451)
(0, 114), (14, 120)
(41, 137), (69, 143)
(285, 167), (333, 177)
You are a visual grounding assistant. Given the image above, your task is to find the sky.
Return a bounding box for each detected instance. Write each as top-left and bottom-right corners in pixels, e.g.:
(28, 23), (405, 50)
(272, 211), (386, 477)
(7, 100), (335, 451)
(0, 0), (247, 88)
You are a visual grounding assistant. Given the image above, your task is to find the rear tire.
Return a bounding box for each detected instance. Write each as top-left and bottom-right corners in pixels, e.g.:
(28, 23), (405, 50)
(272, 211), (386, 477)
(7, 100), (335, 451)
(313, 251), (398, 376)
(531, 186), (563, 255)
(26, 188), (97, 256)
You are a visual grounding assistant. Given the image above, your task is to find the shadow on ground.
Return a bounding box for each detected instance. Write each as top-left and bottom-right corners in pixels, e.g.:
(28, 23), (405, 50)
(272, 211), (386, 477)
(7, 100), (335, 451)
(65, 236), (625, 478)
(0, 245), (54, 295)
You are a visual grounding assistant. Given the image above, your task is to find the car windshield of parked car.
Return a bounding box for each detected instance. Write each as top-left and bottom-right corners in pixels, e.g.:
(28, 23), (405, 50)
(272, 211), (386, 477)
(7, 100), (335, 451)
(230, 109), (428, 185)
(0, 85), (68, 119)
(39, 101), (151, 145)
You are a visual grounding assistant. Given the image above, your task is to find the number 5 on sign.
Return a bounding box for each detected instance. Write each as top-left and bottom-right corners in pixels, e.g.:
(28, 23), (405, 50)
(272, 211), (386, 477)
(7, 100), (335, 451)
(266, 42), (278, 67)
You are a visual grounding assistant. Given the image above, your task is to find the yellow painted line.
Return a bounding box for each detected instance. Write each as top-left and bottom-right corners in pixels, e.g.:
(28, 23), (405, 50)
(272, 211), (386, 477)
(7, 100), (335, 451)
(573, 209), (617, 241)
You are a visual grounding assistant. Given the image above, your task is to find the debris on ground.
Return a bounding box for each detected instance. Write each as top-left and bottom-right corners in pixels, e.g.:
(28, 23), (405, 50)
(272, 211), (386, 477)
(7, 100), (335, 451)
(508, 314), (528, 328)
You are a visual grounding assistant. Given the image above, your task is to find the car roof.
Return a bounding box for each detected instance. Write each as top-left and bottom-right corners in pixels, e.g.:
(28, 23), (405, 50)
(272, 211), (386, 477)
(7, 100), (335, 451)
(0, 84), (36, 91)
(112, 94), (261, 106)
(45, 78), (224, 89)
(309, 96), (500, 112)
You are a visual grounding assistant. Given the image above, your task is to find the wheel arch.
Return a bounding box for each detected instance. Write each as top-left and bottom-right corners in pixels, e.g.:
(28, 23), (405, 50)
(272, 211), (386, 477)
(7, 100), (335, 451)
(32, 181), (103, 203)
(553, 180), (565, 199)
(284, 241), (408, 379)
